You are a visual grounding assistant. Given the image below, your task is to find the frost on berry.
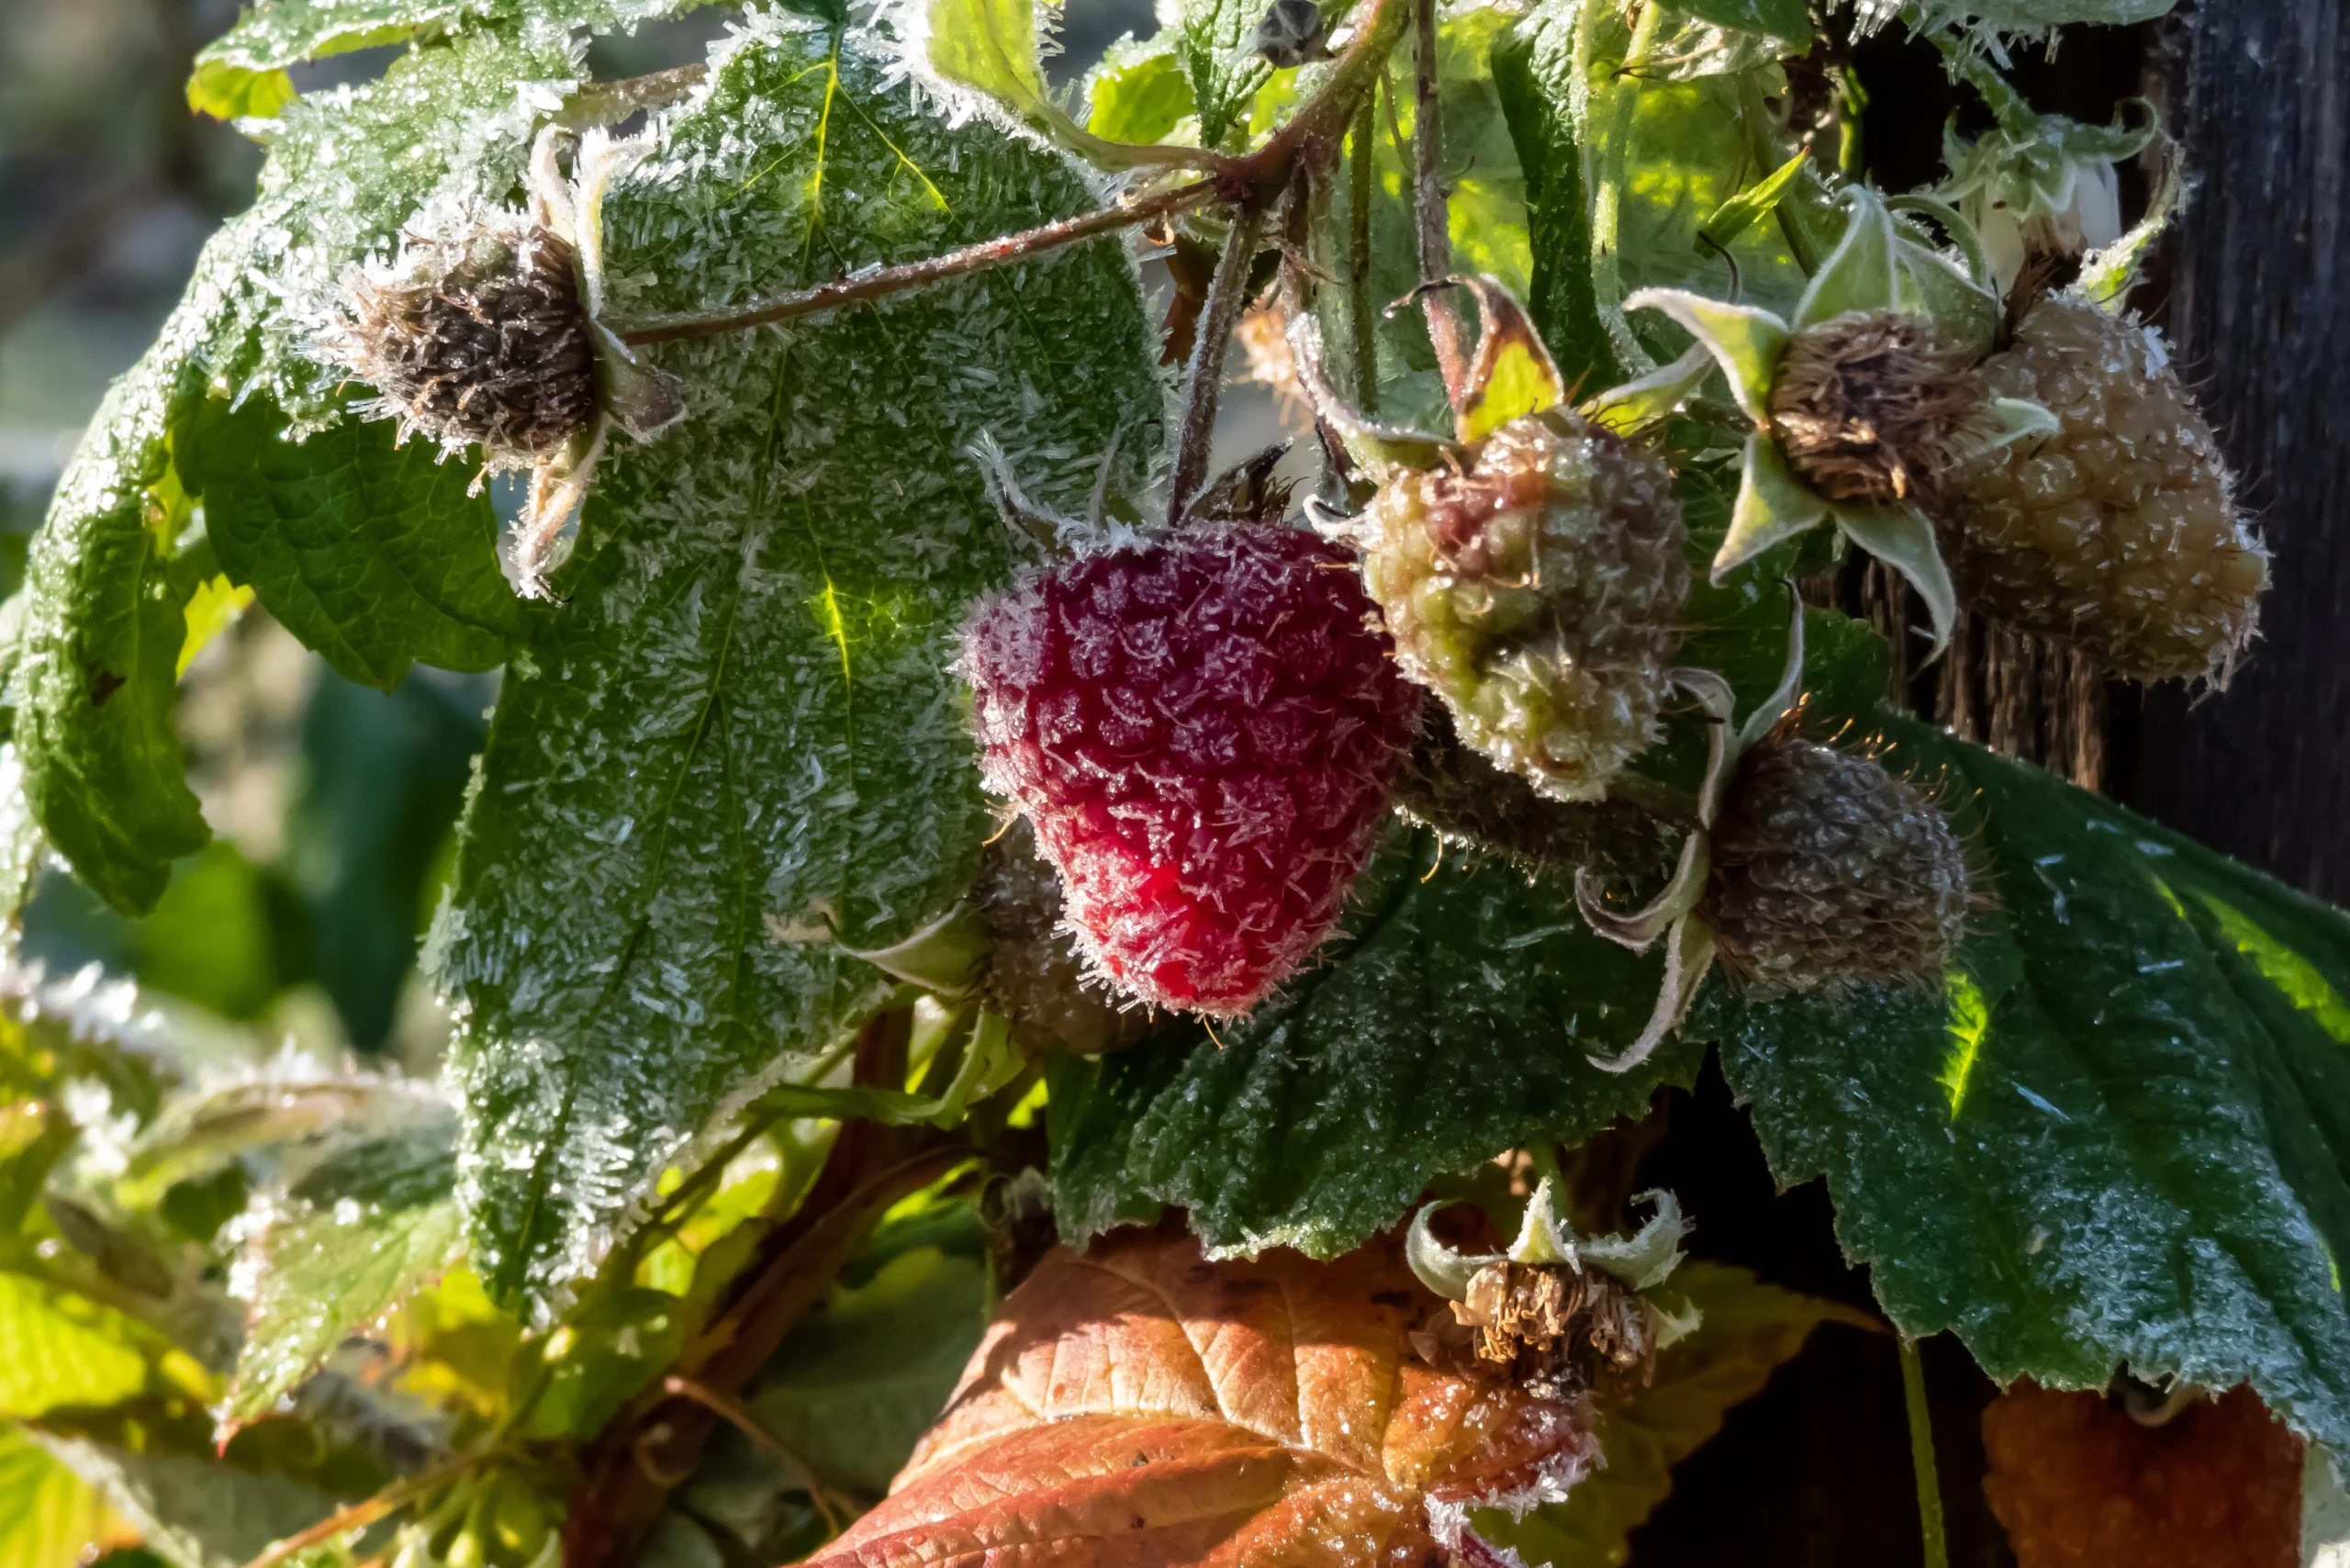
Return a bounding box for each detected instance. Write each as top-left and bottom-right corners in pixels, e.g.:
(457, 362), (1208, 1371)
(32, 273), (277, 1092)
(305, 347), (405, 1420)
(322, 205), (598, 461)
(1768, 309), (1993, 509)
(1701, 721), (1969, 993)
(1982, 1381), (2302, 1568)
(1942, 295), (2268, 686)
(1362, 412), (1687, 804)
(974, 820), (1151, 1054)
(1389, 704), (1683, 890)
(957, 524), (1423, 1017)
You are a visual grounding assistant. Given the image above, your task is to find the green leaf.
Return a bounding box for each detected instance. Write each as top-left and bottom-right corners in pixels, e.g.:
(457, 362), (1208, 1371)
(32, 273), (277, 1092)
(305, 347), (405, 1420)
(132, 842), (285, 1020)
(1666, 0), (1810, 43)
(744, 1243), (990, 1493)
(1493, 18), (1621, 396)
(172, 394), (518, 691)
(1177, 0), (1273, 149)
(185, 58), (297, 122)
(1715, 431), (1826, 575)
(222, 1117), (462, 1428)
(0, 1427), (111, 1568)
(1696, 146), (1808, 253)
(428, 16), (1160, 1314)
(1084, 35), (1195, 147)
(33, 1433), (338, 1568)
(1791, 187), (1899, 331)
(1477, 1263), (1873, 1566)
(1707, 713), (2350, 1454)
(0, 1273), (152, 1418)
(1048, 823), (1705, 1258)
(14, 24), (572, 917)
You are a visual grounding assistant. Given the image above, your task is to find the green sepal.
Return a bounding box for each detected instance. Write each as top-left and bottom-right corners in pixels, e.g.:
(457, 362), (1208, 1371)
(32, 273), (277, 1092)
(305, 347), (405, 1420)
(1455, 276), (1568, 444)
(1621, 289), (1789, 423)
(1713, 433), (1829, 581)
(1829, 502), (1956, 660)
(1792, 187), (1899, 331)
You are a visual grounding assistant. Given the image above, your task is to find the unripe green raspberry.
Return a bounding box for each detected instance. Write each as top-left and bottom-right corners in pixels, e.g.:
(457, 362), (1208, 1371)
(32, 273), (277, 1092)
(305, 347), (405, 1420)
(1388, 704), (1682, 889)
(1702, 723), (1968, 992)
(1362, 413), (1687, 802)
(1769, 309), (1993, 509)
(1942, 296), (2267, 685)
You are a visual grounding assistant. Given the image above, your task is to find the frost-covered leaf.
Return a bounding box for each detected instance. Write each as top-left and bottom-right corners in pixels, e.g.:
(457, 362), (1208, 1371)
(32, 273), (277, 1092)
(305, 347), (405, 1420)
(1176, 0), (1272, 149)
(429, 15), (1160, 1314)
(172, 395), (517, 691)
(14, 25), (571, 916)
(1708, 712), (2350, 1455)
(1902, 0), (2176, 36)
(1083, 34), (1193, 146)
(744, 1243), (990, 1493)
(1668, 0), (1809, 44)
(801, 1229), (1600, 1568)
(0, 1428), (113, 1568)
(1048, 823), (1703, 1258)
(1478, 1262), (1874, 1567)
(223, 1116), (462, 1427)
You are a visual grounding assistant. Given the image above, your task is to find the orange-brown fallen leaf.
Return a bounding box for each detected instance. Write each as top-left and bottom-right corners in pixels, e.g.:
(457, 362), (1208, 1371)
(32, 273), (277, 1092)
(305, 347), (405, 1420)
(800, 1227), (1601, 1568)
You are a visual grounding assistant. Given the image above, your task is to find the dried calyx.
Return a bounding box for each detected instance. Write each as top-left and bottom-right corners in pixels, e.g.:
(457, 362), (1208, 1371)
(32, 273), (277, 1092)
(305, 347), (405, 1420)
(321, 123), (685, 598)
(1407, 1180), (1696, 1396)
(1768, 310), (1992, 509)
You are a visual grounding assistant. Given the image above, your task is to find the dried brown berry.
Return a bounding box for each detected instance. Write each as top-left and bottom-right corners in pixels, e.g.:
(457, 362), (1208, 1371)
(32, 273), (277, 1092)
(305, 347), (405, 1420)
(1363, 413), (1688, 802)
(1942, 295), (2268, 685)
(1768, 309), (1993, 508)
(1702, 721), (1968, 992)
(973, 821), (1150, 1055)
(1445, 1260), (1658, 1396)
(1982, 1381), (2301, 1568)
(1388, 703), (1684, 889)
(328, 207), (598, 458)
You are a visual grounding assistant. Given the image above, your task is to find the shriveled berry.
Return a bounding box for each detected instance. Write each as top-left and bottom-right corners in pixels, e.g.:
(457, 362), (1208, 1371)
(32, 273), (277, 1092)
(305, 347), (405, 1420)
(326, 207), (597, 458)
(1388, 704), (1682, 890)
(1768, 309), (1992, 509)
(1983, 1381), (2301, 1568)
(1942, 296), (2267, 685)
(959, 524), (1422, 1017)
(973, 820), (1150, 1055)
(1363, 412), (1686, 803)
(1702, 721), (1968, 992)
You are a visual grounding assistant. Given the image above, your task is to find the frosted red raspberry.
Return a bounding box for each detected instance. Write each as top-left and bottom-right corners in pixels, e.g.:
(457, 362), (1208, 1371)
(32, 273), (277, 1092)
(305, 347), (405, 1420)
(958, 524), (1422, 1017)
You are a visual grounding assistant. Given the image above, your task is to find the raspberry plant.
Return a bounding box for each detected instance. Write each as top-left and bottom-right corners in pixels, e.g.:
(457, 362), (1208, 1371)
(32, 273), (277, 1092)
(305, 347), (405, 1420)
(0, 0), (2342, 1564)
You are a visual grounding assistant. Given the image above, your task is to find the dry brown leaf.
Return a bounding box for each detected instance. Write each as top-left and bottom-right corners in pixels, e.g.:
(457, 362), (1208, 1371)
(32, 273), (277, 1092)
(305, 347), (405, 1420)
(801, 1227), (1600, 1568)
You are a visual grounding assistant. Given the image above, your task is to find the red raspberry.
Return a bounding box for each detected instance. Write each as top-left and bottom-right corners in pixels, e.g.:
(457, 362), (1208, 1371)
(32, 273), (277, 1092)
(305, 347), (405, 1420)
(958, 524), (1422, 1016)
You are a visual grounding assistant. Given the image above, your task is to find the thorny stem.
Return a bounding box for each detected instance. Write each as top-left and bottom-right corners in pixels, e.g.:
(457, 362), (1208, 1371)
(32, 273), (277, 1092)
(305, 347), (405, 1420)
(1411, 0), (1468, 409)
(1168, 204), (1266, 521)
(1899, 1337), (1953, 1568)
(617, 182), (1219, 344)
(1348, 93), (1379, 412)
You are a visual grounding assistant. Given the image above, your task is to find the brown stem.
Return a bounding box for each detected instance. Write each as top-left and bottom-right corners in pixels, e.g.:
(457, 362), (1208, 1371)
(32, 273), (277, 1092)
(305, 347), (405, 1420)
(617, 181), (1219, 345)
(561, 1013), (958, 1568)
(1411, 0), (1467, 409)
(1167, 205), (1266, 522)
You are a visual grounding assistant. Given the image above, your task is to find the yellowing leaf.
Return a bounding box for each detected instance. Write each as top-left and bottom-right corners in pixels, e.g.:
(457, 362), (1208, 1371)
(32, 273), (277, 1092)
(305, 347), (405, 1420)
(0, 1275), (151, 1418)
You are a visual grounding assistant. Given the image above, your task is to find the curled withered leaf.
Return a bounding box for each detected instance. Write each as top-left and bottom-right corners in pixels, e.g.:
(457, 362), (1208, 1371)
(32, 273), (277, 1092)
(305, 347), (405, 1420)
(801, 1229), (1602, 1568)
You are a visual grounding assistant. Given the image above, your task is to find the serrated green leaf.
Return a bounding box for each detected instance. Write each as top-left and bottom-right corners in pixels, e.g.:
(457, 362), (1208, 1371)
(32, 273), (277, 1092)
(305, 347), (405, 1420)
(428, 16), (1160, 1314)
(0, 1274), (153, 1418)
(0, 1428), (112, 1568)
(34, 1433), (339, 1568)
(15, 25), (572, 918)
(1178, 0), (1272, 149)
(745, 1243), (990, 1493)
(1493, 19), (1619, 397)
(1084, 34), (1195, 146)
(222, 1117), (462, 1427)
(1707, 713), (2350, 1455)
(1047, 823), (1705, 1258)
(173, 394), (518, 691)
(185, 58), (297, 122)
(1477, 1262), (1873, 1566)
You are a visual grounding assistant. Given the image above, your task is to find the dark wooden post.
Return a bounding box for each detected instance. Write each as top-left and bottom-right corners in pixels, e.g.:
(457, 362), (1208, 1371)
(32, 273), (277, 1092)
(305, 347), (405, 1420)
(2114, 1), (2350, 902)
